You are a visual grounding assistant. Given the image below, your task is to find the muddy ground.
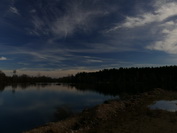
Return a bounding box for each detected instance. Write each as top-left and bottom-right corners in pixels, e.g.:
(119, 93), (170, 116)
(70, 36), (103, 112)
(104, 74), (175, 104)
(24, 89), (177, 133)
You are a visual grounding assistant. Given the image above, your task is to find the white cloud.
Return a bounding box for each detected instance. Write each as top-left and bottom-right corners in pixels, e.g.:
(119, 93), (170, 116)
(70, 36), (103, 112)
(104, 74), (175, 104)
(146, 10), (177, 54)
(109, 2), (177, 31)
(0, 56), (7, 61)
(147, 27), (177, 54)
(107, 1), (177, 54)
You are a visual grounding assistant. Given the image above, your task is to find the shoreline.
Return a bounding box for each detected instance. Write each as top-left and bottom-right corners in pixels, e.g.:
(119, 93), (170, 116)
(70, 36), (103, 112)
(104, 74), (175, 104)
(24, 88), (177, 133)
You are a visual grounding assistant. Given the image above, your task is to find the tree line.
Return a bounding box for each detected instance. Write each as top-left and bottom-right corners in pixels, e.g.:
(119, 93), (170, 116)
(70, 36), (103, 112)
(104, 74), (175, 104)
(0, 71), (57, 85)
(2, 66), (177, 94)
(58, 66), (177, 93)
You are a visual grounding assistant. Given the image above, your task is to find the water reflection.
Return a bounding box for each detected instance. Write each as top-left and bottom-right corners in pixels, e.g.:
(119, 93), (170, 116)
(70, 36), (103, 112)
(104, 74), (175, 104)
(0, 84), (5, 92)
(53, 105), (74, 121)
(149, 100), (177, 112)
(0, 84), (117, 133)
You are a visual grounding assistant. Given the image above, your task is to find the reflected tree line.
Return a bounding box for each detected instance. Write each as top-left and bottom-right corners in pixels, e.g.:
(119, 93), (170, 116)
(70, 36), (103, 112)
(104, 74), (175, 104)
(1, 66), (177, 94)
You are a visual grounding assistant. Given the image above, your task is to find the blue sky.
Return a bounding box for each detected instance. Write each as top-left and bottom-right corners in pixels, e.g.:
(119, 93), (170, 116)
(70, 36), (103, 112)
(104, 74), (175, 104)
(1, 0), (177, 77)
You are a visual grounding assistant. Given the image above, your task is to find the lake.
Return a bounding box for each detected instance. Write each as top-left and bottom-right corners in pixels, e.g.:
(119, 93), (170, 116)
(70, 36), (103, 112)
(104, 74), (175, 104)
(149, 100), (177, 112)
(0, 84), (116, 133)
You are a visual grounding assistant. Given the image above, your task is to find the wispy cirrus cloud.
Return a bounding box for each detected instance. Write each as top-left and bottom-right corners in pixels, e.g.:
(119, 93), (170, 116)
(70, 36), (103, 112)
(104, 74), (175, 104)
(29, 0), (112, 37)
(0, 43), (107, 69)
(9, 6), (20, 15)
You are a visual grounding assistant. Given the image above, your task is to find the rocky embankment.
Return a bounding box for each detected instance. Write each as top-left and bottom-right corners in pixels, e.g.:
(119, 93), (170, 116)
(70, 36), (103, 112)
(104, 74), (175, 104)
(24, 89), (177, 133)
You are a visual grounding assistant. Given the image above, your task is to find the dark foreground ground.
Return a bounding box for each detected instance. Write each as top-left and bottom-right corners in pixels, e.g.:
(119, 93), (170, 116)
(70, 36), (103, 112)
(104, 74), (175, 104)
(24, 88), (177, 133)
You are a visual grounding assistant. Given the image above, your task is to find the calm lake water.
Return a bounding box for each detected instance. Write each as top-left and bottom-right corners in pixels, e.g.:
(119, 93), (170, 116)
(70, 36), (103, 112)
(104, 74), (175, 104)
(149, 100), (177, 112)
(0, 84), (116, 133)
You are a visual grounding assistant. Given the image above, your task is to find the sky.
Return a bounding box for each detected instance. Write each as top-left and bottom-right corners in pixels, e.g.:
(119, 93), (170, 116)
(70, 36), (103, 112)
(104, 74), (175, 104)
(1, 0), (177, 77)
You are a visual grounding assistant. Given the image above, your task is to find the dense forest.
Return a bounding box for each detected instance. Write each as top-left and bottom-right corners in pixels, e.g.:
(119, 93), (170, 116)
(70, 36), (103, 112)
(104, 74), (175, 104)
(1, 66), (177, 94)
(58, 66), (177, 94)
